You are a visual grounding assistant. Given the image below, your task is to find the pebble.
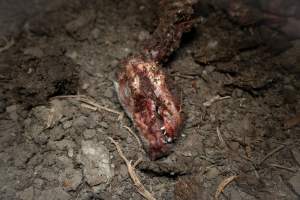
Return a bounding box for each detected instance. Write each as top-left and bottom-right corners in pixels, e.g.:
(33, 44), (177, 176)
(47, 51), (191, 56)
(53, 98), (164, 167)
(206, 167), (220, 179)
(6, 104), (18, 121)
(289, 171), (300, 195)
(77, 140), (114, 186)
(72, 116), (87, 127)
(99, 121), (109, 129)
(104, 88), (114, 98)
(230, 189), (243, 200)
(110, 59), (119, 68)
(33, 178), (44, 189)
(233, 88), (243, 98)
(50, 126), (65, 141)
(205, 65), (216, 73)
(63, 120), (72, 129)
(17, 186), (34, 200)
(81, 83), (89, 90)
(37, 187), (71, 200)
(61, 168), (83, 191)
(23, 47), (44, 58)
(65, 50), (78, 60)
(91, 28), (100, 39)
(138, 30), (150, 41)
(229, 141), (240, 150)
(119, 164), (128, 178)
(83, 129), (96, 139)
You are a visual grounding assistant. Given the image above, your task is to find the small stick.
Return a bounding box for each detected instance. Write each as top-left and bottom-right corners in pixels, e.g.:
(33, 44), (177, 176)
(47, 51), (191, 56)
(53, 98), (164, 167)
(259, 144), (287, 165)
(108, 137), (156, 200)
(79, 97), (122, 116)
(80, 103), (98, 111)
(215, 175), (239, 200)
(46, 107), (55, 128)
(0, 37), (14, 53)
(216, 127), (226, 147)
(123, 125), (143, 148)
(203, 95), (231, 107)
(53, 95), (123, 120)
(269, 164), (298, 173)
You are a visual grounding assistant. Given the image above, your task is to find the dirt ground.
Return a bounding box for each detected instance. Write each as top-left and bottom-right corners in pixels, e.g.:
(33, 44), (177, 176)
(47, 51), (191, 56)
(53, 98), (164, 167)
(0, 0), (300, 199)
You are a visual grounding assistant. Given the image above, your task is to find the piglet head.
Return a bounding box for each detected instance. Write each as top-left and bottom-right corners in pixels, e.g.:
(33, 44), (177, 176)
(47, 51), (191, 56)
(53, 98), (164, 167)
(114, 58), (182, 160)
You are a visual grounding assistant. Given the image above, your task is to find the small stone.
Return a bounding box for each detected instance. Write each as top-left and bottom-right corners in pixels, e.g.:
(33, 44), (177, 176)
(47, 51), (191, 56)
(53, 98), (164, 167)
(126, 136), (133, 144)
(233, 88), (243, 98)
(40, 170), (58, 182)
(47, 139), (75, 151)
(119, 164), (128, 178)
(104, 88), (114, 98)
(65, 10), (95, 33)
(61, 168), (83, 191)
(63, 121), (72, 129)
(72, 116), (87, 127)
(206, 167), (219, 179)
(230, 189), (243, 200)
(68, 148), (74, 158)
(289, 172), (300, 194)
(205, 65), (215, 73)
(57, 156), (74, 168)
(33, 178), (44, 189)
(17, 186), (34, 200)
(14, 144), (37, 168)
(65, 50), (78, 60)
(174, 175), (209, 200)
(110, 59), (119, 68)
(37, 187), (71, 200)
(6, 104), (18, 121)
(34, 132), (49, 145)
(91, 28), (100, 39)
(99, 121), (109, 129)
(138, 30), (150, 41)
(83, 129), (96, 139)
(23, 47), (44, 58)
(82, 83), (89, 90)
(77, 140), (114, 186)
(86, 114), (98, 129)
(229, 142), (240, 150)
(50, 126), (65, 141)
(124, 47), (131, 53)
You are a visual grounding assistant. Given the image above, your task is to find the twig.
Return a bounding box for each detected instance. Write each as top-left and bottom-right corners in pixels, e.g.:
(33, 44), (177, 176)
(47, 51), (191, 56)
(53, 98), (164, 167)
(215, 175), (239, 200)
(216, 127), (226, 147)
(259, 144), (287, 165)
(46, 107), (55, 128)
(133, 156), (143, 168)
(0, 37), (14, 53)
(269, 164), (298, 173)
(53, 95), (123, 120)
(123, 125), (142, 148)
(203, 95), (231, 107)
(80, 103), (97, 111)
(108, 137), (156, 200)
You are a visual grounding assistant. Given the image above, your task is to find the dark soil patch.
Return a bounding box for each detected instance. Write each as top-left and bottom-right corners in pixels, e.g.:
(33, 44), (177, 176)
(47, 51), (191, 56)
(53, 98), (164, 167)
(0, 0), (299, 200)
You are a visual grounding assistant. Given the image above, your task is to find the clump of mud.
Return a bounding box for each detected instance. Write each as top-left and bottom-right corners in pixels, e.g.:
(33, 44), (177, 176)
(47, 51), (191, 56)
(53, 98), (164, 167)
(0, 0), (299, 200)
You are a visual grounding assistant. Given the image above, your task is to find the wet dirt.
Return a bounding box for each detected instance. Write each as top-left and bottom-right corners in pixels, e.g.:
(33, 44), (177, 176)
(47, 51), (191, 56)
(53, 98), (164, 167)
(0, 0), (300, 199)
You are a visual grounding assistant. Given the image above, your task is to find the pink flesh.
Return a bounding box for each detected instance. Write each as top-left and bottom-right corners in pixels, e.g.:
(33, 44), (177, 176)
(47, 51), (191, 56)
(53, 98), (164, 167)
(116, 58), (182, 160)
